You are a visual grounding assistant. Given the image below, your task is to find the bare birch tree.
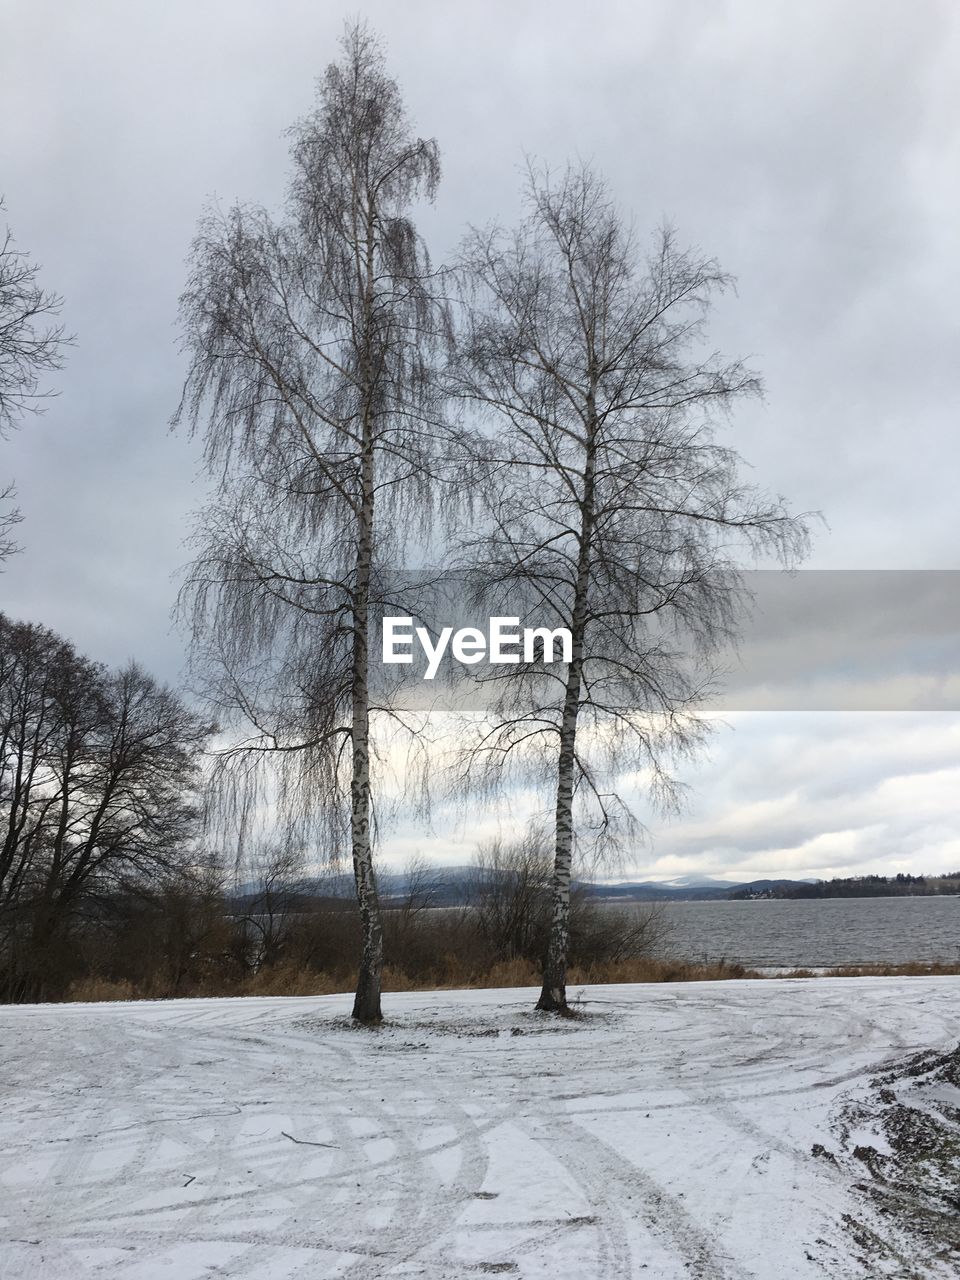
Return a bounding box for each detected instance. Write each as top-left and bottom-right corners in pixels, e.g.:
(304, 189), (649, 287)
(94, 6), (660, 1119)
(0, 200), (69, 562)
(175, 23), (449, 1022)
(455, 164), (809, 1013)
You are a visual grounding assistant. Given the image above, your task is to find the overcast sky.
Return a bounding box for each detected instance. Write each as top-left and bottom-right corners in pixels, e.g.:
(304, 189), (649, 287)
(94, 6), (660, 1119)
(2, 0), (958, 880)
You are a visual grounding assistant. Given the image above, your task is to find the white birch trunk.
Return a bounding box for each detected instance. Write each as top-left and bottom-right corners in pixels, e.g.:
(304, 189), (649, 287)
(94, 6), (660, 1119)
(350, 211), (384, 1024)
(350, 430), (383, 1023)
(538, 398), (596, 1013)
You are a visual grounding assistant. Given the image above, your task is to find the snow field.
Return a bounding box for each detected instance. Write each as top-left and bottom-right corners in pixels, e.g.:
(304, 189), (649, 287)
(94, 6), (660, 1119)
(2, 977), (958, 1278)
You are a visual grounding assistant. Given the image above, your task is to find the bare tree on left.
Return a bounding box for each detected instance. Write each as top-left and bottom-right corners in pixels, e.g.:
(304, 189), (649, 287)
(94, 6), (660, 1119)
(0, 613), (210, 1000)
(0, 199), (69, 563)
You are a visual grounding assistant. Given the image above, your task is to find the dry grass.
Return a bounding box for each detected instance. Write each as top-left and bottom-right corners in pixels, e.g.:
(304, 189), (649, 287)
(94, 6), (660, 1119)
(62, 956), (960, 1004)
(567, 957), (762, 984)
(64, 952), (960, 998)
(65, 977), (140, 1003)
(238, 965), (346, 997)
(775, 961), (960, 980)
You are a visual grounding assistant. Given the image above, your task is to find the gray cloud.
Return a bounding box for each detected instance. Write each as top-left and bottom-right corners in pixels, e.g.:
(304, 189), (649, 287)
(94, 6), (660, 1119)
(1, 0), (958, 876)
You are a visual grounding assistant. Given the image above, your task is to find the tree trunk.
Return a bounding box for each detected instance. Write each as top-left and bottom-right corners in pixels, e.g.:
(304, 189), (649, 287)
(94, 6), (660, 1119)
(349, 620), (383, 1021)
(537, 678), (579, 1012)
(537, 396), (596, 1014)
(350, 443), (383, 1023)
(350, 234), (384, 1023)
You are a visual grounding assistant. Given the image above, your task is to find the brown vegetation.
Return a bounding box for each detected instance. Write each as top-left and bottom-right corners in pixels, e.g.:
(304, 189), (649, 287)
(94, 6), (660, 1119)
(53, 878), (676, 1003)
(61, 953), (960, 1005)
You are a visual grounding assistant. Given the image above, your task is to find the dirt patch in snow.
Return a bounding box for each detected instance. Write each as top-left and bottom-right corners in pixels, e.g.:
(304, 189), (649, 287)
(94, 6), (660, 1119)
(829, 1042), (960, 1275)
(291, 1006), (621, 1043)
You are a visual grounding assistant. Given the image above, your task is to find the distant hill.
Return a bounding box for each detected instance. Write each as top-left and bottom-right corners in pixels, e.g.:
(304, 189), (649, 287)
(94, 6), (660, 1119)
(230, 867), (817, 907)
(232, 866), (960, 906)
(575, 877), (811, 902)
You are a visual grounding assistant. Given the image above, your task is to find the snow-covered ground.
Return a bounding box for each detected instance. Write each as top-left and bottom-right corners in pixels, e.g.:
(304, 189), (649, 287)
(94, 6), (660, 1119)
(2, 978), (958, 1279)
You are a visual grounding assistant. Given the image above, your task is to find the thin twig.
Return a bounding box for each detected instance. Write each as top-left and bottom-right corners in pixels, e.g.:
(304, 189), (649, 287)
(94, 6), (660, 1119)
(281, 1129), (338, 1148)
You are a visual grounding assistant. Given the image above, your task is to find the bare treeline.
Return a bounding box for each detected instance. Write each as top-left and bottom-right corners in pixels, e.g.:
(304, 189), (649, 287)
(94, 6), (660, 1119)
(0, 613), (209, 999)
(174, 23), (808, 1020)
(1, 21), (809, 1012)
(0, 825), (672, 1002)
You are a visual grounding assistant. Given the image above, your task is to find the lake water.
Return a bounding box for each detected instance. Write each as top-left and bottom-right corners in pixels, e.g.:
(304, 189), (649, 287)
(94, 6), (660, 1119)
(650, 895), (960, 968)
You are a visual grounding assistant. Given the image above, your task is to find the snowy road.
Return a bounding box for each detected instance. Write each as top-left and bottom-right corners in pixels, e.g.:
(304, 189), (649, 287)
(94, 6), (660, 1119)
(1, 978), (958, 1278)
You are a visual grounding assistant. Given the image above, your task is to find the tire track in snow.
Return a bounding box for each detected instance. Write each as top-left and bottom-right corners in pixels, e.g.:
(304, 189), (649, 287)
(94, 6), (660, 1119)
(527, 1115), (752, 1280)
(4, 981), (960, 1278)
(47, 1012), (500, 1278)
